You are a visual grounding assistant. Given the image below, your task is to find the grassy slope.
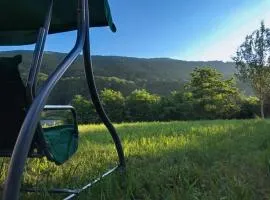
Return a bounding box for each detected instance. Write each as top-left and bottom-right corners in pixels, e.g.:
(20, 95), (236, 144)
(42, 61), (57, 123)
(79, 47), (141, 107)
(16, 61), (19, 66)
(1, 120), (270, 199)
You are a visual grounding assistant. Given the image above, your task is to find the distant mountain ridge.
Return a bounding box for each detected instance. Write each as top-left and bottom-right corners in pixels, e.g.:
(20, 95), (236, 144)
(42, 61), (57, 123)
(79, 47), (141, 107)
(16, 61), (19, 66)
(0, 50), (250, 103)
(0, 50), (236, 79)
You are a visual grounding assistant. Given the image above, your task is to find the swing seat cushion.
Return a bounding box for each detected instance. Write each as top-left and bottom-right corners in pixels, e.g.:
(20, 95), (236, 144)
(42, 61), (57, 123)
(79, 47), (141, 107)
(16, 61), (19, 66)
(43, 125), (78, 165)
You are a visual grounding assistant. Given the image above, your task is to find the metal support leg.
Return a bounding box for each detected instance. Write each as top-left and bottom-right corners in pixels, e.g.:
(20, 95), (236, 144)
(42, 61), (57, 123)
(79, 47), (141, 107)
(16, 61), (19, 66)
(25, 0), (54, 157)
(2, 0), (86, 199)
(82, 0), (126, 169)
(26, 0), (53, 99)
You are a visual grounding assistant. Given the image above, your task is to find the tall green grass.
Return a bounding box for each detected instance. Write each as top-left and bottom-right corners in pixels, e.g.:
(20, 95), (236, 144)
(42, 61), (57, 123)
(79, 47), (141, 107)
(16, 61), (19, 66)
(1, 119), (270, 199)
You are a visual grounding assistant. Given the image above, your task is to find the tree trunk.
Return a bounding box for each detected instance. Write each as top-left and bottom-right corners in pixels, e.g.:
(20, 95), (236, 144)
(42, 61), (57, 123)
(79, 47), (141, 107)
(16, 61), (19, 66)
(260, 99), (265, 119)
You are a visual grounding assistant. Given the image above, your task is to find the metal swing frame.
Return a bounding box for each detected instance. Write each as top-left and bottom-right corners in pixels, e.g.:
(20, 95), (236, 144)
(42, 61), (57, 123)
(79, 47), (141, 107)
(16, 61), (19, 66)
(2, 0), (125, 199)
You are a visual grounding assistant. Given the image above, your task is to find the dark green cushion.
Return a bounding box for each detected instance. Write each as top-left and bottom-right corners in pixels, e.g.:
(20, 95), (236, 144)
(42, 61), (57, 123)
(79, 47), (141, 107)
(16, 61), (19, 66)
(43, 125), (78, 165)
(0, 0), (116, 45)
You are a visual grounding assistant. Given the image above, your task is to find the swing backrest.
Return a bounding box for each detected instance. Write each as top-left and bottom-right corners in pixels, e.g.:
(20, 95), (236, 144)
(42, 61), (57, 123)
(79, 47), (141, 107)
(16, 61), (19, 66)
(0, 55), (28, 151)
(0, 55), (78, 164)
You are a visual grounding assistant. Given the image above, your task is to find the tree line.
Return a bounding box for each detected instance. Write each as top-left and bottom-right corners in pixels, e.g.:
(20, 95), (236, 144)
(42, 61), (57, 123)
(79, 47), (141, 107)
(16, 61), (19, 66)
(71, 67), (260, 124)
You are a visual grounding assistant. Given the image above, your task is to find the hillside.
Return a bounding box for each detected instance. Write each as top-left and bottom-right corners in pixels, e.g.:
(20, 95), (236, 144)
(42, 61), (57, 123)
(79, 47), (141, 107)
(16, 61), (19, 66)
(0, 51), (250, 103)
(2, 50), (235, 79)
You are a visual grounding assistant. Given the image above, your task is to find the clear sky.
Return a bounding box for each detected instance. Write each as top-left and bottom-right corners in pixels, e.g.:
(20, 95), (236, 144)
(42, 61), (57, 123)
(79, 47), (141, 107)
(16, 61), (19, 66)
(1, 0), (270, 61)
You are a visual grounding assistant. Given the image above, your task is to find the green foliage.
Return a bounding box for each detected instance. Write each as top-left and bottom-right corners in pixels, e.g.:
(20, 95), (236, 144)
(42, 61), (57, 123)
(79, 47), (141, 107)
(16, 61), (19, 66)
(96, 76), (137, 96)
(238, 96), (260, 119)
(185, 67), (241, 119)
(100, 89), (125, 122)
(158, 90), (194, 120)
(71, 95), (97, 123)
(233, 21), (270, 118)
(126, 89), (160, 121)
(70, 67), (260, 123)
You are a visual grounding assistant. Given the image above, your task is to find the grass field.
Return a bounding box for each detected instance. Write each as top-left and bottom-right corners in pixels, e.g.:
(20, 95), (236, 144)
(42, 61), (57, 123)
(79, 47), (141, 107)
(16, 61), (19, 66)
(1, 119), (270, 199)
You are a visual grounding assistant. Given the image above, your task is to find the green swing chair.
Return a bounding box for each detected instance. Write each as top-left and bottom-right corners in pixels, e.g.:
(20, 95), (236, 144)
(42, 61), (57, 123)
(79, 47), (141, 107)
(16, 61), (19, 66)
(0, 0), (125, 199)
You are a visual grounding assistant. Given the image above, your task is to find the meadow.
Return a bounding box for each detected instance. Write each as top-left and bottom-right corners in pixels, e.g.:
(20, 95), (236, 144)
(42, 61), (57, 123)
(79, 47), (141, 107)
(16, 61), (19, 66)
(1, 119), (270, 200)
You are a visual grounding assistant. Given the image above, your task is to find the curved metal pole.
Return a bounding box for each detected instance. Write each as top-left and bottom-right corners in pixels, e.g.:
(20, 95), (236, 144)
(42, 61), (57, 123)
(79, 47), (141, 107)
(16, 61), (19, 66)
(82, 0), (125, 169)
(26, 0), (53, 99)
(2, 0), (86, 199)
(25, 0), (54, 156)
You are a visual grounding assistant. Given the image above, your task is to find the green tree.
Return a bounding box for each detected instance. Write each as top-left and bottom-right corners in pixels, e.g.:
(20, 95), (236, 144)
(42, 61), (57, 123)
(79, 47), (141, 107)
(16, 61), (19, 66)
(71, 95), (97, 123)
(126, 89), (160, 121)
(158, 90), (194, 120)
(238, 96), (260, 119)
(186, 67), (240, 119)
(100, 89), (125, 122)
(233, 21), (270, 118)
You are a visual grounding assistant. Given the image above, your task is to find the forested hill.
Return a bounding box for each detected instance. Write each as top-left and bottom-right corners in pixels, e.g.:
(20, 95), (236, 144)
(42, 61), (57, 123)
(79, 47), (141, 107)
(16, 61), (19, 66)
(0, 50), (244, 103)
(2, 50), (235, 80)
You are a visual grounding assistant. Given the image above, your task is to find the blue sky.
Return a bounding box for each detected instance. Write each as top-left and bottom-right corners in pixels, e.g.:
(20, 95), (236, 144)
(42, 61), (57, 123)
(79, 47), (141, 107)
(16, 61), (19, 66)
(1, 0), (270, 61)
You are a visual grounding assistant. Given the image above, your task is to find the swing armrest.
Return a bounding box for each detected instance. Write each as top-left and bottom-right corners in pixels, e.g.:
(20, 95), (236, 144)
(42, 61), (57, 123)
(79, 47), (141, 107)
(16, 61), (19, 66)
(43, 105), (78, 131)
